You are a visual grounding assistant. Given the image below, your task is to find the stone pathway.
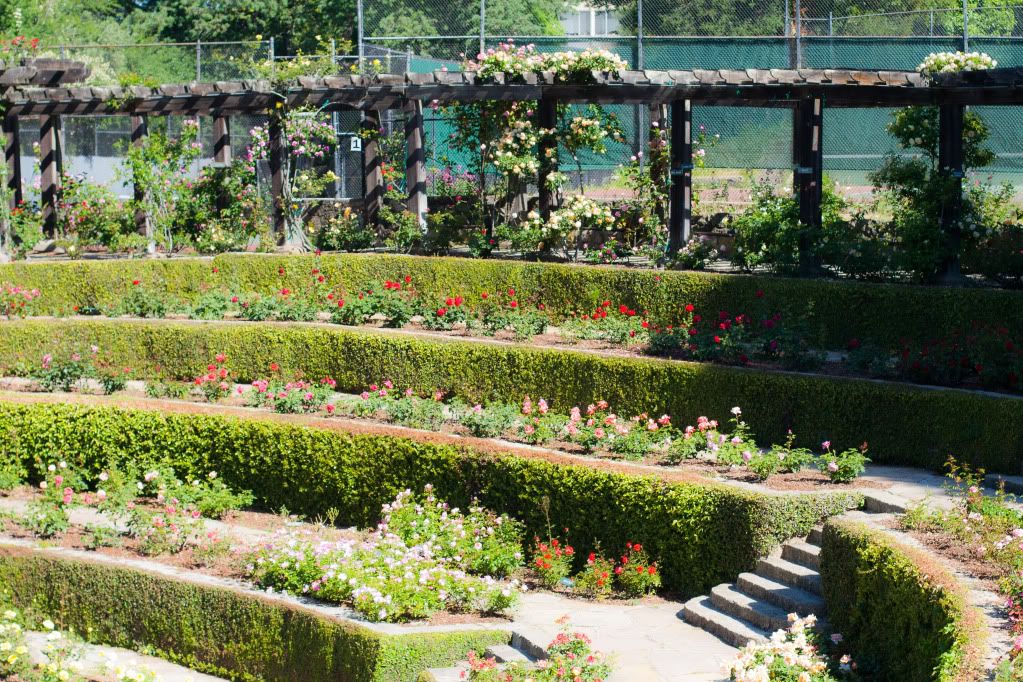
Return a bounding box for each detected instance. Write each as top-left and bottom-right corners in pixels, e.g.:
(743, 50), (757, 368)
(23, 631), (226, 681)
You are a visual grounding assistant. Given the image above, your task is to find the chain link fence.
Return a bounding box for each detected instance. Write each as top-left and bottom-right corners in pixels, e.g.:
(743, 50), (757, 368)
(360, 0), (1023, 208)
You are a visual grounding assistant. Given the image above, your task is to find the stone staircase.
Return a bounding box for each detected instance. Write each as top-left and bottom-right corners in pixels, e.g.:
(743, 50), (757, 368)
(681, 526), (827, 648)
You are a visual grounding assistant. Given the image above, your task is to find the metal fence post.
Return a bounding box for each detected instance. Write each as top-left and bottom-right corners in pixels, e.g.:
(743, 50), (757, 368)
(357, 0), (365, 70)
(637, 0), (644, 69)
(795, 0), (802, 67)
(828, 11), (833, 36)
(479, 0), (486, 59)
(784, 0), (790, 36)
(196, 39), (202, 81)
(962, 0), (969, 51)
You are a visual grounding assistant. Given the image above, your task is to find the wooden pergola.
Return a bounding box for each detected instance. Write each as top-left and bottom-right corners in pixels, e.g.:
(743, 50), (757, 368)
(4, 66), (1022, 270)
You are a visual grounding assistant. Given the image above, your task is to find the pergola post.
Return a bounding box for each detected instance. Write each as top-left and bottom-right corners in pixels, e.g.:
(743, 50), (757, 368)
(130, 114), (149, 240)
(668, 99), (692, 254)
(793, 96), (824, 273)
(39, 115), (61, 238)
(2, 114), (22, 210)
(537, 96), (558, 221)
(404, 99), (427, 228)
(212, 113), (232, 213)
(213, 114), (231, 165)
(362, 109), (384, 229)
(268, 108), (287, 245)
(938, 102), (965, 282)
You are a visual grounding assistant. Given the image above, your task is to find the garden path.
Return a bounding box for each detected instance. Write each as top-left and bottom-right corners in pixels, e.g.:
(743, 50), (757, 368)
(23, 630), (227, 681)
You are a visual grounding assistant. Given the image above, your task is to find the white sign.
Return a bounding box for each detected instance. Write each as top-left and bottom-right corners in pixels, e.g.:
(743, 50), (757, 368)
(350, 137), (362, 152)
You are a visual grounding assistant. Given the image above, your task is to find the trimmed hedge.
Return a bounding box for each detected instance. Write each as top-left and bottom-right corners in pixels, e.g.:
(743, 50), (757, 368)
(3, 252), (1023, 349)
(0, 400), (860, 597)
(820, 519), (984, 682)
(0, 546), (508, 682)
(0, 318), (1020, 472)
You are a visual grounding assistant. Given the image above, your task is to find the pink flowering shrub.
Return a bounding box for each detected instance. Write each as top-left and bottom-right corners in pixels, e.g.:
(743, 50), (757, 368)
(246, 375), (337, 414)
(0, 282), (40, 319)
(464, 629), (614, 682)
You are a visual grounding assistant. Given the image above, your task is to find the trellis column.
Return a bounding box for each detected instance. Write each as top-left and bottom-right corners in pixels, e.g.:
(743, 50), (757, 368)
(213, 114), (231, 164)
(39, 115), (61, 238)
(938, 103), (965, 282)
(2, 114), (21, 209)
(537, 96), (558, 221)
(668, 99), (692, 254)
(404, 99), (427, 228)
(268, 107), (287, 245)
(362, 109), (384, 229)
(130, 114), (149, 239)
(793, 96), (824, 273)
(212, 114), (232, 212)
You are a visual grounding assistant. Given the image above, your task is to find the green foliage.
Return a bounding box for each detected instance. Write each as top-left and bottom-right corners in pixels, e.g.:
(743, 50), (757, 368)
(0, 317), (1020, 472)
(0, 400), (860, 595)
(0, 546), (508, 682)
(7, 253), (1022, 352)
(820, 519), (984, 682)
(318, 207), (375, 252)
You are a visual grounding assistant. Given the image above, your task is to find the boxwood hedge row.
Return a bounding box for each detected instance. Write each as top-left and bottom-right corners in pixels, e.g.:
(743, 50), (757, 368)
(2, 253), (1022, 348)
(0, 400), (860, 597)
(820, 519), (984, 682)
(0, 546), (508, 682)
(0, 318), (1019, 473)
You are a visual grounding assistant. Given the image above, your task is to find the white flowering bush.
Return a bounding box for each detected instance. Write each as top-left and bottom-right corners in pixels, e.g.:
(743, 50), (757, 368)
(490, 120), (541, 180)
(247, 487), (525, 622)
(469, 41), (628, 82)
(725, 614), (852, 681)
(514, 196), (617, 254)
(917, 51), (997, 77)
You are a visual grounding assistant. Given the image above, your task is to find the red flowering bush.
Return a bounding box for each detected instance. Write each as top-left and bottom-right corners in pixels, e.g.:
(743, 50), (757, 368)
(531, 535), (575, 588)
(562, 300), (648, 345)
(330, 276), (418, 327)
(896, 323), (1023, 392)
(575, 551), (615, 598)
(614, 542), (660, 597)
(421, 294), (468, 331)
(193, 353), (233, 402)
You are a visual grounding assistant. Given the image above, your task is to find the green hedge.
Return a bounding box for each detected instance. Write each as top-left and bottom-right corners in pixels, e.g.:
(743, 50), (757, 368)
(0, 546), (508, 682)
(0, 318), (1020, 472)
(820, 519), (984, 682)
(0, 400), (860, 597)
(3, 253), (1022, 348)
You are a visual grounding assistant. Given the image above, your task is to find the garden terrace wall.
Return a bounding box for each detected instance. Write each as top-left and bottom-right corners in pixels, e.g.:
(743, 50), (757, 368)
(0, 544), (509, 682)
(3, 253), (1023, 349)
(0, 399), (860, 596)
(820, 519), (985, 682)
(0, 317), (1020, 473)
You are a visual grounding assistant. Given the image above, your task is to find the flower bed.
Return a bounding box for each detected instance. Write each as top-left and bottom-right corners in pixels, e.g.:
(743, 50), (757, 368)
(0, 544), (509, 682)
(0, 398), (861, 596)
(0, 317), (1018, 473)
(2, 253), (1021, 352)
(819, 518), (985, 682)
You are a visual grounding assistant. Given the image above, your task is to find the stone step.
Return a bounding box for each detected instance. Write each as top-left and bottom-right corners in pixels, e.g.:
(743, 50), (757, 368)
(782, 538), (821, 570)
(862, 491), (908, 514)
(755, 556), (822, 595)
(807, 526), (823, 547)
(681, 595), (769, 648)
(419, 668), (463, 682)
(485, 643), (535, 664)
(709, 583), (791, 632)
(736, 572), (826, 616)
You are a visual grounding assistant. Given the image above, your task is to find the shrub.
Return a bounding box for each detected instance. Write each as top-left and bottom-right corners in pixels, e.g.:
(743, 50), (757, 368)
(0, 318), (1019, 473)
(0, 400), (861, 596)
(529, 535), (575, 589)
(820, 519), (984, 681)
(4, 253), (1023, 350)
(0, 546), (510, 682)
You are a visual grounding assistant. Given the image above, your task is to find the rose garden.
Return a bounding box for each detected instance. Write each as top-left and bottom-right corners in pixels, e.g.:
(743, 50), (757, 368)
(0, 24), (1021, 682)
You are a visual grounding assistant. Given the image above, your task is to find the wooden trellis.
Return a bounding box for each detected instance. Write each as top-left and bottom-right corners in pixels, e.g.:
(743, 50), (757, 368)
(5, 66), (1023, 272)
